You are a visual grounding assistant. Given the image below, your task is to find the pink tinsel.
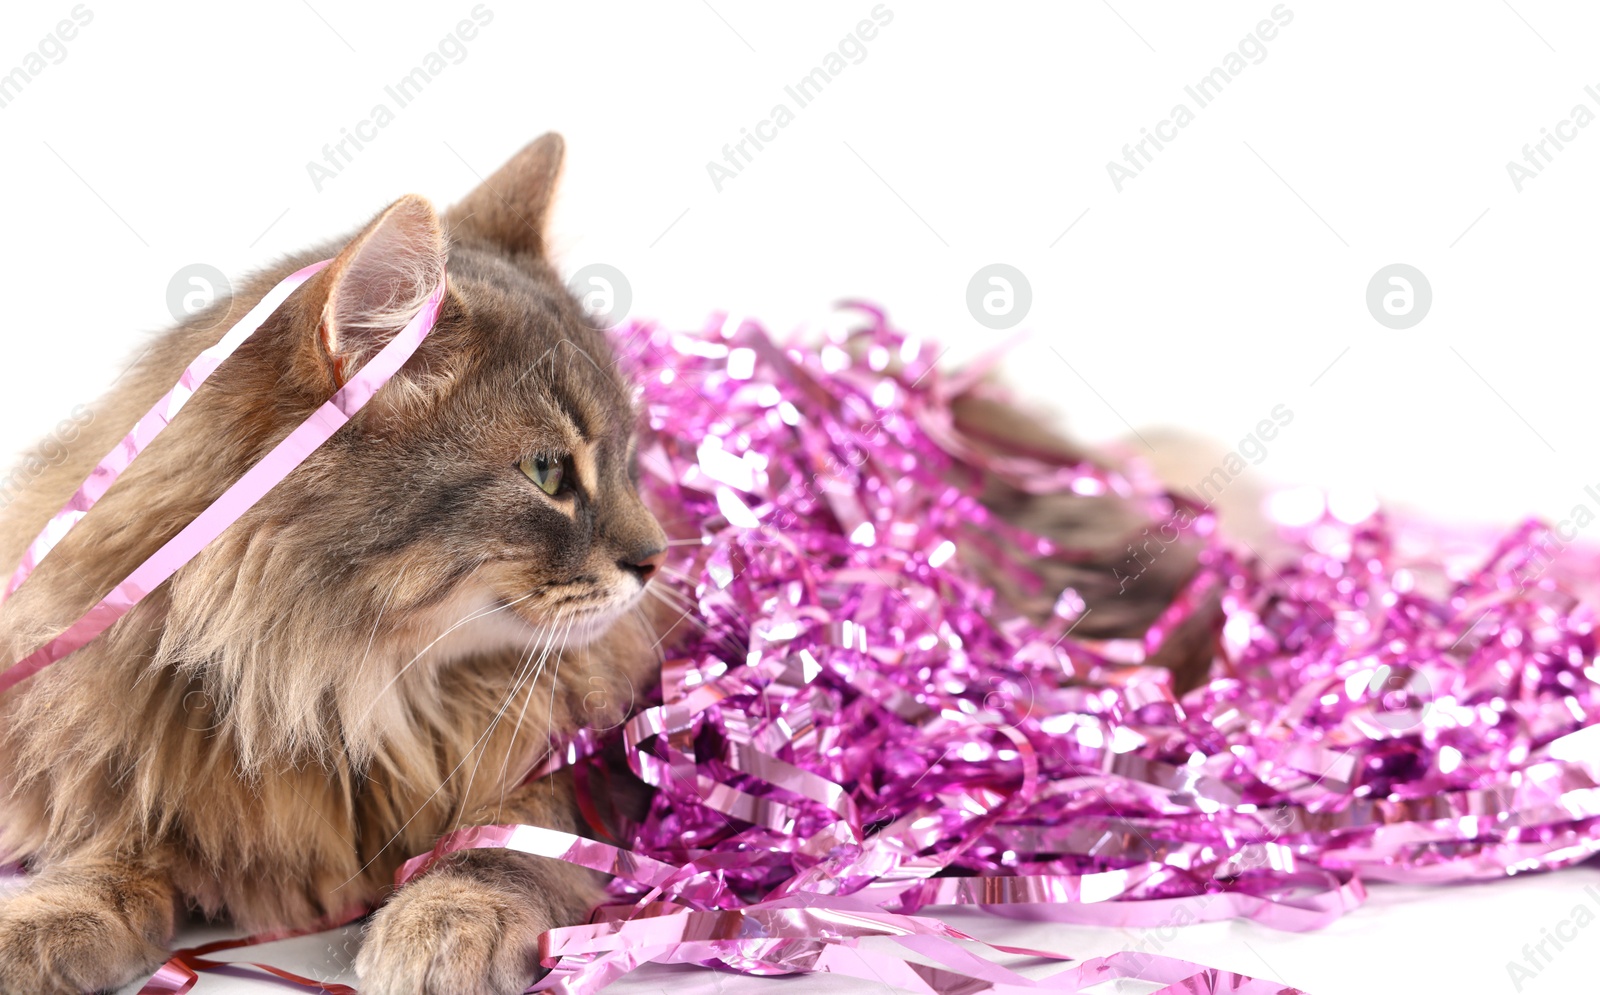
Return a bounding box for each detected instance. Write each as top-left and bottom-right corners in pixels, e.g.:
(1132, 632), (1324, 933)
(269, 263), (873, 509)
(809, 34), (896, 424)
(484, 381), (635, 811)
(514, 305), (1600, 993)
(143, 304), (1600, 994)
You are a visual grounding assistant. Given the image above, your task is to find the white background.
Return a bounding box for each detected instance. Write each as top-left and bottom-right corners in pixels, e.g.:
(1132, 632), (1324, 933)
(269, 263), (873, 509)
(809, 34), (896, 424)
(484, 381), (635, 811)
(1, 1), (1597, 992)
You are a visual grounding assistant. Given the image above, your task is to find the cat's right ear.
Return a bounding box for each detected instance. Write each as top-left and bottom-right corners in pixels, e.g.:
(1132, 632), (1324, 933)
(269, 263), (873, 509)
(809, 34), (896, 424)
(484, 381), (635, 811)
(443, 132), (565, 259)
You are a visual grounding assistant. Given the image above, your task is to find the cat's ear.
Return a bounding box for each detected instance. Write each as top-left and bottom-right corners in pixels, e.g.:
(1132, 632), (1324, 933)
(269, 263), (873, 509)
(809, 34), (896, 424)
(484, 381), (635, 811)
(443, 132), (564, 258)
(314, 193), (447, 386)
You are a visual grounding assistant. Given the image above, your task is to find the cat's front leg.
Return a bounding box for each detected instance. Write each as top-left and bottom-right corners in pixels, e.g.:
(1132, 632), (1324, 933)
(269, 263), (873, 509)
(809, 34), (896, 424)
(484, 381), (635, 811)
(356, 771), (603, 995)
(0, 852), (176, 995)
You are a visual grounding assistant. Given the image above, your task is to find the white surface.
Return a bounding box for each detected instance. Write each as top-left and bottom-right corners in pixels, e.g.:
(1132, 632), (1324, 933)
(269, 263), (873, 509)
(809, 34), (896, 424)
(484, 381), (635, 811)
(2, 1), (1597, 992)
(103, 870), (1600, 994)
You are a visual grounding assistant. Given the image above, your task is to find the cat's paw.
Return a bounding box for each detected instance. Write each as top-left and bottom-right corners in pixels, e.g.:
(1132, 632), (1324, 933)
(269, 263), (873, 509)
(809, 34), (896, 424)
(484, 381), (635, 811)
(356, 866), (587, 995)
(0, 885), (168, 995)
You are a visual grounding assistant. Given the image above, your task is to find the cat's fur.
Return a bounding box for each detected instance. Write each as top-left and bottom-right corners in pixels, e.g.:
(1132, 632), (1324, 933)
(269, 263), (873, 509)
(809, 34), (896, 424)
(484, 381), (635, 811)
(0, 134), (1209, 995)
(0, 135), (670, 995)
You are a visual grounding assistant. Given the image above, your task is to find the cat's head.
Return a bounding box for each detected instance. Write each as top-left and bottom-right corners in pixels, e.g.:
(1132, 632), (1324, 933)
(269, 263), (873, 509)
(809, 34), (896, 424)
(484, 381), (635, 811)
(123, 133), (670, 737)
(264, 134), (667, 650)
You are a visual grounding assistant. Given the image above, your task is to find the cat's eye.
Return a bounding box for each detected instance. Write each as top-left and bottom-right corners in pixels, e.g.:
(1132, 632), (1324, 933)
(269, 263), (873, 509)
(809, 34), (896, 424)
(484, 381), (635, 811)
(519, 454), (567, 496)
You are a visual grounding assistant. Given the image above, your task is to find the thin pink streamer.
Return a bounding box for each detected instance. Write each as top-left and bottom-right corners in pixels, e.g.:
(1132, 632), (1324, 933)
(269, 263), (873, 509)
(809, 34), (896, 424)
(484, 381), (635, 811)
(0, 267), (443, 694)
(2, 259), (332, 601)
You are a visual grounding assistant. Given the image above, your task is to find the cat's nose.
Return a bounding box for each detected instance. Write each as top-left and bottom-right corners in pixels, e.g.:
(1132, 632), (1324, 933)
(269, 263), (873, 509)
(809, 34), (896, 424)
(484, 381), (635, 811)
(620, 547), (666, 585)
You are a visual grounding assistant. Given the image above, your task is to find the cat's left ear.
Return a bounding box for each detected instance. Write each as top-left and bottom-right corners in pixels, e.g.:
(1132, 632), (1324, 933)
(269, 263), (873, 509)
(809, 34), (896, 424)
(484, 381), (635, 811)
(443, 132), (564, 259)
(312, 193), (447, 388)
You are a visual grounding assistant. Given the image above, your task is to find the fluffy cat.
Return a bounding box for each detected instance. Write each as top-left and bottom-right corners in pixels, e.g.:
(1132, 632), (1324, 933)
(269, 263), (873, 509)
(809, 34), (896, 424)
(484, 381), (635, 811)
(0, 133), (1207, 995)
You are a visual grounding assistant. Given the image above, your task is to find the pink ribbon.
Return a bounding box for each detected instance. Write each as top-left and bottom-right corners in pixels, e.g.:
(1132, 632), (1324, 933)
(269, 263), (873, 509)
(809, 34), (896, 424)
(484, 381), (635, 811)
(2, 260), (332, 602)
(0, 264), (444, 695)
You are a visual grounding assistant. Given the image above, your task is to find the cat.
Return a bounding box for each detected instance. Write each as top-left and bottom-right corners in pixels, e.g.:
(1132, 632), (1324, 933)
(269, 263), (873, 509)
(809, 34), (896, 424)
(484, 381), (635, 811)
(0, 133), (1209, 995)
(0, 133), (673, 995)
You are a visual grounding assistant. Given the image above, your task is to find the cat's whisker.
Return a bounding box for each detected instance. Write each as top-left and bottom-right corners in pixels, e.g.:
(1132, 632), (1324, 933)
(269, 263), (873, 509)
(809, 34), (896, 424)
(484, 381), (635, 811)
(540, 615), (577, 795)
(628, 603), (667, 665)
(505, 613), (572, 813)
(337, 618), (554, 893)
(651, 570), (694, 591)
(359, 587), (540, 722)
(465, 618), (555, 823)
(643, 578), (691, 604)
(649, 577), (698, 607)
(492, 614), (568, 818)
(644, 598), (708, 654)
(645, 580), (693, 605)
(644, 587), (704, 630)
(664, 538), (709, 547)
(640, 588), (691, 620)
